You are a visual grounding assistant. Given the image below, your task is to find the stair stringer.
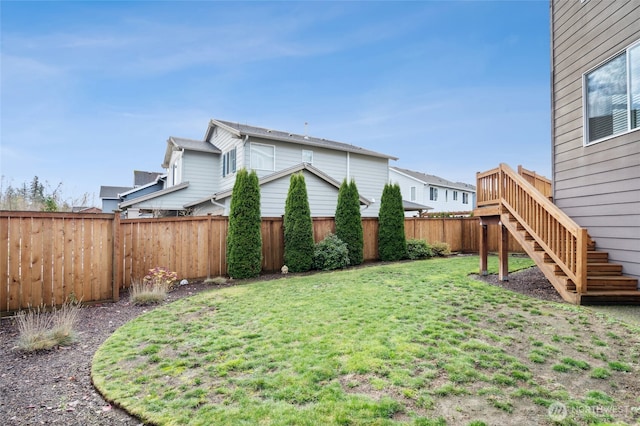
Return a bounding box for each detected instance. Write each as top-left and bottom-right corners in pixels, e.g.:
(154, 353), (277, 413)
(500, 213), (580, 304)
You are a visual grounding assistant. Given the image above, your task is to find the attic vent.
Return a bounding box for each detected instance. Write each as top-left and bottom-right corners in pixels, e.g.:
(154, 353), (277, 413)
(267, 129), (272, 133)
(288, 133), (293, 137)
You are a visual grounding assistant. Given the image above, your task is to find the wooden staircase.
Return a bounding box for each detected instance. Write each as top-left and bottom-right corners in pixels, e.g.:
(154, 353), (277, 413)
(476, 164), (640, 305)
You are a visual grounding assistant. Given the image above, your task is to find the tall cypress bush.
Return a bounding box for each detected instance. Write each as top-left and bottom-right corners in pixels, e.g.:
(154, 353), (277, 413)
(335, 178), (364, 265)
(283, 173), (314, 272)
(378, 182), (406, 261)
(227, 169), (262, 279)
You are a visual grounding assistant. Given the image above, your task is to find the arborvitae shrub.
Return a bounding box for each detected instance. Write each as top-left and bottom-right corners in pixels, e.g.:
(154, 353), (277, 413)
(283, 173), (314, 272)
(226, 169), (262, 279)
(335, 179), (364, 265)
(406, 239), (432, 260)
(378, 183), (407, 261)
(313, 233), (350, 271)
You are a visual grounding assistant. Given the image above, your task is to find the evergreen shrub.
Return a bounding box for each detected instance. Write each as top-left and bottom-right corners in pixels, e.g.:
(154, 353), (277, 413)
(313, 233), (350, 271)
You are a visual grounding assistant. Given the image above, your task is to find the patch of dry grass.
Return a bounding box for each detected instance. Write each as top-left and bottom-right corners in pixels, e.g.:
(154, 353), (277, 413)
(16, 301), (80, 352)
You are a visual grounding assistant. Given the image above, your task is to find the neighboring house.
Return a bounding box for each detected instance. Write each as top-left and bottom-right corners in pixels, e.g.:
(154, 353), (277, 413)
(99, 170), (164, 214)
(551, 0), (640, 280)
(71, 206), (102, 214)
(100, 186), (132, 213)
(389, 166), (476, 216)
(121, 119), (397, 217)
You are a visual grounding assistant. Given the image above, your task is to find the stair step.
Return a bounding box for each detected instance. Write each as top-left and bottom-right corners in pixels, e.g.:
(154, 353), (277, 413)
(588, 251), (609, 262)
(553, 263), (623, 276)
(565, 276), (639, 292)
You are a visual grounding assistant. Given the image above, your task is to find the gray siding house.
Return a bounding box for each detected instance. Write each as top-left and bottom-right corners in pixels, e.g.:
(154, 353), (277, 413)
(121, 119), (397, 217)
(551, 0), (640, 280)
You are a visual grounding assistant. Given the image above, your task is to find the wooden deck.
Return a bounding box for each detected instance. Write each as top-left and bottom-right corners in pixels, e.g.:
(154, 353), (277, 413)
(475, 164), (640, 305)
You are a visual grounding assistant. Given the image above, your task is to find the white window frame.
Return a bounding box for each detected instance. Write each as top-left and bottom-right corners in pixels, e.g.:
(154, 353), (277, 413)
(302, 149), (313, 164)
(429, 187), (438, 201)
(250, 142), (275, 171)
(410, 186), (416, 202)
(222, 148), (236, 178)
(462, 193), (469, 205)
(583, 39), (640, 145)
(170, 151), (182, 186)
(453, 191), (458, 201)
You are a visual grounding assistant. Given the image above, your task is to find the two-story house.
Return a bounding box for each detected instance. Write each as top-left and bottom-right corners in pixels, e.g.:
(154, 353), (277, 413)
(389, 166), (476, 216)
(551, 0), (640, 281)
(119, 119), (397, 217)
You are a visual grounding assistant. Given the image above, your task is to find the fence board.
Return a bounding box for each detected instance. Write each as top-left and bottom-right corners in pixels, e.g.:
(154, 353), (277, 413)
(0, 216), (9, 311)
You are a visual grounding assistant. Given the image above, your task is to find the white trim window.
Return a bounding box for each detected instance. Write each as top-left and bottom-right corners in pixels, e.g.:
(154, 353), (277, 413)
(222, 148), (236, 177)
(251, 143), (275, 171)
(410, 186), (416, 202)
(429, 187), (438, 201)
(584, 40), (640, 144)
(169, 151), (182, 186)
(462, 193), (469, 205)
(453, 191), (458, 201)
(302, 149), (313, 164)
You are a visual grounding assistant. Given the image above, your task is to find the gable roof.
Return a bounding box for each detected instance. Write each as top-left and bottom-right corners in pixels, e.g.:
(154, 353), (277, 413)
(162, 136), (221, 168)
(207, 119), (398, 160)
(184, 163), (372, 208)
(390, 166), (476, 192)
(134, 170), (163, 186)
(100, 186), (133, 199)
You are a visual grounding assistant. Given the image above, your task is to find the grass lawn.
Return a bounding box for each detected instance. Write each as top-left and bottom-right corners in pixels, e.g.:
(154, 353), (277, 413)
(92, 256), (640, 425)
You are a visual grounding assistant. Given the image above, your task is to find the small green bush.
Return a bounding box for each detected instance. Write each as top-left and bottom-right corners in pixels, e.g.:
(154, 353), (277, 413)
(406, 239), (432, 260)
(430, 241), (451, 257)
(313, 233), (350, 271)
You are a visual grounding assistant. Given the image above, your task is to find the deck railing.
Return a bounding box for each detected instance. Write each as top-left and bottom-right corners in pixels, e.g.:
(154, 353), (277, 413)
(477, 164), (587, 293)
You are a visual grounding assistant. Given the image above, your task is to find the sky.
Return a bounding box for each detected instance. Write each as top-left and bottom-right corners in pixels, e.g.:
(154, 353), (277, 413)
(1, 0), (552, 207)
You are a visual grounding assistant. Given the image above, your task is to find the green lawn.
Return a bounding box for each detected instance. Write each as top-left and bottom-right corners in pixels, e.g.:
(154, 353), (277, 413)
(92, 256), (640, 425)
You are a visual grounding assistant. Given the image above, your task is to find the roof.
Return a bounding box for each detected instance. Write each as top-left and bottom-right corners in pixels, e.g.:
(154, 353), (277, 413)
(100, 186), (133, 199)
(208, 119), (398, 160)
(162, 136), (221, 168)
(134, 170), (163, 186)
(402, 200), (433, 212)
(120, 175), (166, 197)
(184, 163), (372, 208)
(119, 182), (190, 208)
(390, 166), (476, 192)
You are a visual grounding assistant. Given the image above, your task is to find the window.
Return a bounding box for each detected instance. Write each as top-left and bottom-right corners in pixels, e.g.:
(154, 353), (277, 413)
(453, 191), (458, 201)
(169, 152), (182, 186)
(251, 143), (275, 171)
(302, 149), (313, 164)
(222, 148), (236, 177)
(462, 193), (469, 204)
(410, 186), (416, 201)
(585, 41), (640, 144)
(429, 187), (438, 201)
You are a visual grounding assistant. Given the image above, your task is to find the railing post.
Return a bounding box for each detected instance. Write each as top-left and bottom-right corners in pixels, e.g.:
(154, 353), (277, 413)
(576, 228), (588, 294)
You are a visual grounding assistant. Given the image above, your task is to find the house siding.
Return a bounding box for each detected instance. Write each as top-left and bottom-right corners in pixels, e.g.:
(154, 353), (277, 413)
(133, 150), (220, 210)
(551, 0), (640, 280)
(241, 137), (387, 217)
(211, 127), (245, 193)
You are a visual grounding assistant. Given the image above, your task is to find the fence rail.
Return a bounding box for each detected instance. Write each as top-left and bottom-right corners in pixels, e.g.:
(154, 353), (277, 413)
(1, 211), (523, 313)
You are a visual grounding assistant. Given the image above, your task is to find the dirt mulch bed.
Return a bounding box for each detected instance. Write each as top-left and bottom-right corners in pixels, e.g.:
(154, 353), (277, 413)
(0, 263), (621, 425)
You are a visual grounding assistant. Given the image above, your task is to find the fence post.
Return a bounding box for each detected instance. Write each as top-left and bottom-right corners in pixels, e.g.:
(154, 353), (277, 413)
(112, 211), (121, 302)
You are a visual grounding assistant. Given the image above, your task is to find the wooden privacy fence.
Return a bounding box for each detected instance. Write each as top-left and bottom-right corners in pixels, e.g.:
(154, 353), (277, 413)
(1, 211), (523, 313)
